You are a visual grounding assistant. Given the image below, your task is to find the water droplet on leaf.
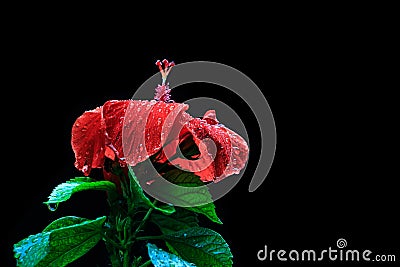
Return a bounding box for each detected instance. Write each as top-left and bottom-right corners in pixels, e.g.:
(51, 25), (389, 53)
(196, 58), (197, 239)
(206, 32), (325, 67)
(47, 203), (59, 211)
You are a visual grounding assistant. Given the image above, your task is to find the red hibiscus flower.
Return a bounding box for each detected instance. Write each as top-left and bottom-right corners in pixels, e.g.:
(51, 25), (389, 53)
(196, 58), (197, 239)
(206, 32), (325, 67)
(71, 59), (249, 187)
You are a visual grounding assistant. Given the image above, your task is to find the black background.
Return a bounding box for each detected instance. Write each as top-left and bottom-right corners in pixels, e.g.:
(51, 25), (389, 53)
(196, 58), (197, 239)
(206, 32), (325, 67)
(2, 11), (398, 266)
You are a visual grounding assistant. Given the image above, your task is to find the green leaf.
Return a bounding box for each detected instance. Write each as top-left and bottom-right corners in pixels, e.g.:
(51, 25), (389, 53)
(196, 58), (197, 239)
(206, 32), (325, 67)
(128, 169), (175, 215)
(163, 169), (204, 187)
(14, 216), (106, 267)
(166, 242), (180, 256)
(163, 227), (233, 267)
(150, 207), (199, 235)
(147, 243), (195, 267)
(43, 216), (91, 232)
(185, 204), (222, 224)
(162, 169), (222, 224)
(14, 232), (50, 267)
(43, 177), (116, 206)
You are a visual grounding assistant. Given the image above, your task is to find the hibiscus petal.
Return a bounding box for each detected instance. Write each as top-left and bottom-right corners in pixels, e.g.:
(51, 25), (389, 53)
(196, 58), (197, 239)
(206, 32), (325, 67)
(71, 100), (248, 185)
(102, 100), (131, 160)
(202, 109), (219, 125)
(121, 100), (189, 167)
(171, 110), (249, 182)
(204, 110), (249, 181)
(71, 106), (105, 176)
(171, 118), (231, 182)
(216, 127), (249, 182)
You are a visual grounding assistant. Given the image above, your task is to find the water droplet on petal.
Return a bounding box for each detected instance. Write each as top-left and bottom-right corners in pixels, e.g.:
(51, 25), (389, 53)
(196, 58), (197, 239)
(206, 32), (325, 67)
(146, 179), (155, 185)
(82, 165), (89, 173)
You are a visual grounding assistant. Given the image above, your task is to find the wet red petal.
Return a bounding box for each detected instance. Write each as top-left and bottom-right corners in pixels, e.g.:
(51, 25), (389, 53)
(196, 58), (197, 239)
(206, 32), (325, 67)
(205, 110), (249, 181)
(171, 110), (249, 182)
(71, 100), (248, 184)
(202, 109), (249, 180)
(122, 100), (189, 166)
(71, 99), (190, 177)
(190, 118), (231, 181)
(102, 99), (189, 164)
(216, 127), (249, 181)
(202, 109), (218, 125)
(102, 100), (131, 160)
(71, 106), (105, 176)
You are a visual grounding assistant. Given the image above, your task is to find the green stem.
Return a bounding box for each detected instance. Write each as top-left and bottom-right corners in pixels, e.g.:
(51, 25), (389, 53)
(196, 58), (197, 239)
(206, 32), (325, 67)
(133, 200), (157, 237)
(102, 233), (124, 250)
(123, 219), (129, 244)
(123, 250), (130, 267)
(135, 235), (163, 241)
(139, 260), (152, 267)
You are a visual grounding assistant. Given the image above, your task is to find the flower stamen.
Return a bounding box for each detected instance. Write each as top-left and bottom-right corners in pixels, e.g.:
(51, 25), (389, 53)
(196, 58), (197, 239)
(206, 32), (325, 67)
(156, 59), (175, 85)
(154, 59), (175, 102)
